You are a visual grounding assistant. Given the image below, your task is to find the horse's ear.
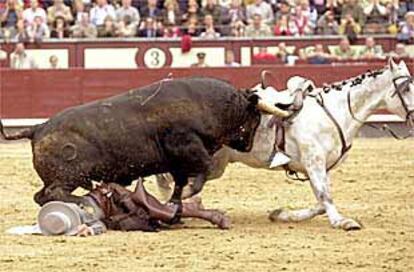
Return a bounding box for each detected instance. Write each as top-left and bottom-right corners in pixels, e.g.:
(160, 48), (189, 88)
(388, 57), (397, 71)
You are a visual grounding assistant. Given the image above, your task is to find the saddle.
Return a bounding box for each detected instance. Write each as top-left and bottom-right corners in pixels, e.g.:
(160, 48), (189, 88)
(267, 76), (315, 168)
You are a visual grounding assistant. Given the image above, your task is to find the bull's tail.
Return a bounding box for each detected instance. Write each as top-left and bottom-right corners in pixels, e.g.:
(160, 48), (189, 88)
(0, 119), (37, 140)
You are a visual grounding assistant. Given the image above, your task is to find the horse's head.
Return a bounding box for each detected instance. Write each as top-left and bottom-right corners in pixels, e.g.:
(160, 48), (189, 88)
(384, 58), (414, 130)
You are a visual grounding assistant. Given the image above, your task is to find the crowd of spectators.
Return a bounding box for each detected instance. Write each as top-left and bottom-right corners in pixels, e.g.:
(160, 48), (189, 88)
(1, 0), (414, 41)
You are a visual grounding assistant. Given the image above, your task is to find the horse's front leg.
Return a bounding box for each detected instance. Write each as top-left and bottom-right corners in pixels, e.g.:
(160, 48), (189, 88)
(305, 154), (362, 231)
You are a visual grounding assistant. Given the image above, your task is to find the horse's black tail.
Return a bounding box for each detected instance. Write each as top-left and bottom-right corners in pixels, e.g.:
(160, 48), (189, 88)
(0, 119), (37, 140)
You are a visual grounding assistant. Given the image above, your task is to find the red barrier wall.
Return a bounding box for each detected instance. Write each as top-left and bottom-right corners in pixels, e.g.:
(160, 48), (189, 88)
(1, 63), (410, 118)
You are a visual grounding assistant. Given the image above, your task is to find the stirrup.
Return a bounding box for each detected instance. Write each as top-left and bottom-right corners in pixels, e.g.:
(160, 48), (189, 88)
(269, 152), (291, 168)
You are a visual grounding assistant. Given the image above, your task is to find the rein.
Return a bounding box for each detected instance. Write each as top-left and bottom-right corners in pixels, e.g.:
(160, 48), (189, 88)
(316, 94), (352, 172)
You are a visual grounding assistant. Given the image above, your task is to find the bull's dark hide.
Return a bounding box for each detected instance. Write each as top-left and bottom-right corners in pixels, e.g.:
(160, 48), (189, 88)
(1, 77), (261, 206)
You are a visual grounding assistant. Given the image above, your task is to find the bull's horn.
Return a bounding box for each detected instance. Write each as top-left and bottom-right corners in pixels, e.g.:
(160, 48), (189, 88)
(261, 70), (271, 89)
(257, 101), (290, 117)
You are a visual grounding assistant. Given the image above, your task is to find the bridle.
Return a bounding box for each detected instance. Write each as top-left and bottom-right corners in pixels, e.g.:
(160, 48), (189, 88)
(391, 75), (414, 122)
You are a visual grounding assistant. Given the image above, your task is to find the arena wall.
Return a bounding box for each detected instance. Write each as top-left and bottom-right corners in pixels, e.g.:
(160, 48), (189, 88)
(2, 63), (411, 119)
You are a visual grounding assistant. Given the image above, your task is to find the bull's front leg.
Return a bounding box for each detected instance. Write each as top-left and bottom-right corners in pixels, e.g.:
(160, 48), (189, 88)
(305, 152), (362, 231)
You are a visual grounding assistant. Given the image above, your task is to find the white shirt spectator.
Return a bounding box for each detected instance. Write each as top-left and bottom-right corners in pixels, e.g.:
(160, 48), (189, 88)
(23, 7), (47, 25)
(10, 52), (38, 69)
(246, 0), (274, 24)
(90, 4), (116, 26)
(116, 6), (140, 25)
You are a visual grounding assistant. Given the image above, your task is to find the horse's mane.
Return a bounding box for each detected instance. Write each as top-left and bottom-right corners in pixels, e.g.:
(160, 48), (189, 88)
(321, 68), (386, 93)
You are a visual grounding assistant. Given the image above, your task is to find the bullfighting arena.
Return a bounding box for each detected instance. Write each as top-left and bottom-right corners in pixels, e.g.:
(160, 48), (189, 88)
(0, 138), (413, 272)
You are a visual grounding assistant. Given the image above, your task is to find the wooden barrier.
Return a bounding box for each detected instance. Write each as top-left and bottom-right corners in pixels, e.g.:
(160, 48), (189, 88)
(1, 63), (411, 118)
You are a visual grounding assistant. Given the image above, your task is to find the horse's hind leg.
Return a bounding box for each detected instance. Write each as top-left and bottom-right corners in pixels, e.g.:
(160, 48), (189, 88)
(304, 153), (362, 231)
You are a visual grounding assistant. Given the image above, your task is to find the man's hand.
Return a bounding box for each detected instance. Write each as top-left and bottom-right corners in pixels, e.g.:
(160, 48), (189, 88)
(76, 224), (94, 237)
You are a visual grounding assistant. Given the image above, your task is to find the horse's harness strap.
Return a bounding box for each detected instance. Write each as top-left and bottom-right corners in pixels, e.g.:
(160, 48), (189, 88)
(316, 94), (352, 172)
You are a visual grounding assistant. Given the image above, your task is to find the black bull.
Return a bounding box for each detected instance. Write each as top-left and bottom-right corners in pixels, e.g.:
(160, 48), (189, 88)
(0, 77), (262, 207)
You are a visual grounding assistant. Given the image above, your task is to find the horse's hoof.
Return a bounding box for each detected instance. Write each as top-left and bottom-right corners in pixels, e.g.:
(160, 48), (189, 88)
(268, 209), (284, 222)
(337, 218), (362, 231)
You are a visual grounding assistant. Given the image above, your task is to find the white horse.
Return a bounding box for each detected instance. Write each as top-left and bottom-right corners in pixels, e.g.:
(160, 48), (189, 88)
(157, 59), (414, 231)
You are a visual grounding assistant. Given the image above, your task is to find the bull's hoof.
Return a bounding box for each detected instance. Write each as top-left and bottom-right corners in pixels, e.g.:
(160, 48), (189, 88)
(335, 218), (362, 231)
(268, 208), (284, 222)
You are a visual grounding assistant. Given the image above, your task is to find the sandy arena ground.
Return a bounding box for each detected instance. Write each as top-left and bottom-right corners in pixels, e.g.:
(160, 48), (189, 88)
(0, 139), (413, 272)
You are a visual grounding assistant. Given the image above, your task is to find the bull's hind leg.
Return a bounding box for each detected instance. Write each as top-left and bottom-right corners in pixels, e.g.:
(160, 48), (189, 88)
(34, 179), (87, 206)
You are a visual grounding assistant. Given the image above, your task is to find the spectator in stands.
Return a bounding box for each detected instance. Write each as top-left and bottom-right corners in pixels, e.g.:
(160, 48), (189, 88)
(363, 0), (387, 34)
(274, 15), (297, 36)
(71, 12), (98, 38)
(201, 0), (222, 24)
(116, 0), (140, 27)
(0, 0), (22, 37)
(388, 42), (409, 58)
(298, 0), (318, 30)
(324, 0), (342, 21)
(161, 0), (181, 26)
(339, 12), (361, 43)
(47, 0), (73, 24)
(10, 42), (38, 69)
(73, 0), (87, 23)
(332, 37), (357, 60)
(246, 0), (274, 25)
(49, 54), (59, 68)
(137, 17), (163, 37)
(253, 46), (277, 63)
(97, 15), (117, 37)
(275, 0), (291, 22)
(291, 5), (313, 35)
(341, 0), (365, 28)
(228, 0), (246, 25)
(90, 0), (115, 27)
(116, 15), (137, 37)
(163, 22), (181, 37)
(183, 15), (201, 36)
(140, 0), (162, 20)
(14, 18), (31, 42)
(224, 49), (240, 67)
(304, 43), (332, 64)
(313, 0), (328, 15)
(399, 11), (414, 42)
(275, 42), (291, 63)
(359, 36), (384, 59)
(23, 0), (46, 25)
(191, 52), (209, 67)
(245, 13), (272, 37)
(0, 45), (7, 62)
(230, 18), (246, 36)
(27, 14), (50, 41)
(50, 15), (69, 38)
(200, 14), (220, 38)
(385, 0), (399, 34)
(317, 10), (339, 35)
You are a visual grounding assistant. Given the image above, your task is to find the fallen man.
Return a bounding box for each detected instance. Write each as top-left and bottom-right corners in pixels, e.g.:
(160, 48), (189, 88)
(8, 180), (230, 237)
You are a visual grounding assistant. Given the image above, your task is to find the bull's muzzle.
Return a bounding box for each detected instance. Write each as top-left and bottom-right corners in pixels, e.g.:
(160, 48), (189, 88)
(257, 101), (290, 118)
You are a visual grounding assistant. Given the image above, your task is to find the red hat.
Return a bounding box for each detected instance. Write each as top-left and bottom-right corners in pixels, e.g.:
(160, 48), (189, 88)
(181, 35), (192, 53)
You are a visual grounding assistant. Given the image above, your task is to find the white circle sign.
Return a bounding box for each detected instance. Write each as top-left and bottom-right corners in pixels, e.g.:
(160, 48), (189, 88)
(143, 48), (166, 68)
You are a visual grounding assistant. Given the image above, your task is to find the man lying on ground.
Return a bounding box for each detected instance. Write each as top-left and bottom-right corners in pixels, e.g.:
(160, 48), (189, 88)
(36, 180), (230, 236)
